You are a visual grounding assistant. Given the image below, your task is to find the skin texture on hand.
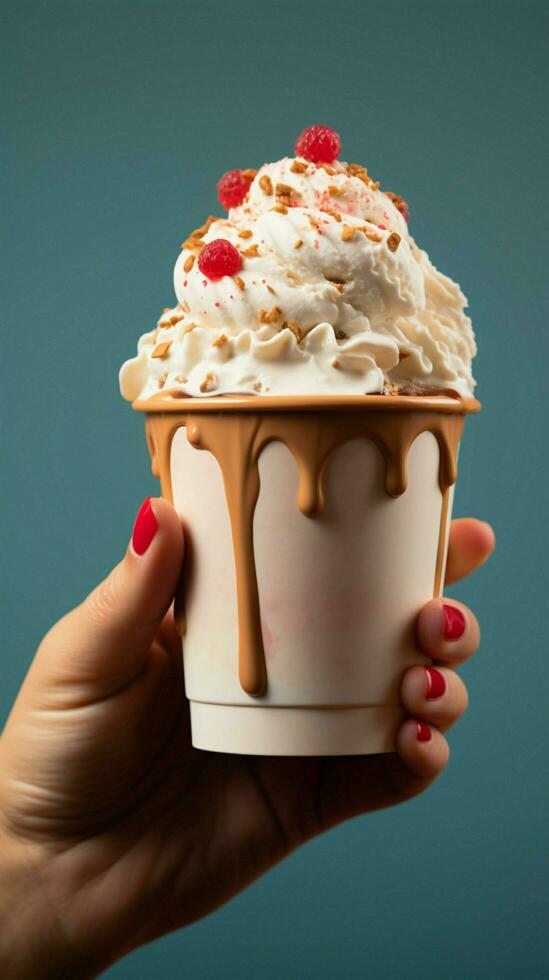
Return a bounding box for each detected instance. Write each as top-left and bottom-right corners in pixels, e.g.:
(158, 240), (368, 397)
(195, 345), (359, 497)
(0, 502), (494, 978)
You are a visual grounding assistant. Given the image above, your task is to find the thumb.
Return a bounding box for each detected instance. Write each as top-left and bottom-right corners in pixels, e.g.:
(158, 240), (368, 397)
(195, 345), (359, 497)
(28, 497), (184, 701)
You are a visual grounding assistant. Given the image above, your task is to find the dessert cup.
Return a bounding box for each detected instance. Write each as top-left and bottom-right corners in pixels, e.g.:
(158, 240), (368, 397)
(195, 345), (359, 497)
(136, 393), (479, 756)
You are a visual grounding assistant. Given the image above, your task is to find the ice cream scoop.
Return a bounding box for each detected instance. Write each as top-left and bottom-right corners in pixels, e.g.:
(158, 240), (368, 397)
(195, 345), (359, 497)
(120, 128), (476, 401)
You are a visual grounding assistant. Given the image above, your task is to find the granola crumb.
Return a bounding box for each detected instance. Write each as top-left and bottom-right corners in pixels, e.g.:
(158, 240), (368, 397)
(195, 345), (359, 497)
(321, 164), (336, 176)
(234, 275), (246, 290)
(332, 358), (340, 369)
(293, 238), (303, 249)
(184, 322), (198, 334)
(328, 184), (343, 197)
(238, 229), (253, 239)
(271, 204), (288, 214)
(183, 254), (195, 273)
(158, 373), (168, 388)
(240, 169), (257, 182)
(386, 232), (401, 252)
(242, 244), (259, 257)
(212, 334), (227, 347)
(364, 229), (382, 243)
(291, 160), (308, 173)
(259, 174), (273, 195)
(266, 284), (276, 295)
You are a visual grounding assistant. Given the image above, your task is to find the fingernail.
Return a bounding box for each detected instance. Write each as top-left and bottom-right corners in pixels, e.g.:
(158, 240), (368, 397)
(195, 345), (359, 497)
(442, 603), (466, 640)
(425, 666), (446, 700)
(416, 721), (432, 742)
(132, 497), (158, 556)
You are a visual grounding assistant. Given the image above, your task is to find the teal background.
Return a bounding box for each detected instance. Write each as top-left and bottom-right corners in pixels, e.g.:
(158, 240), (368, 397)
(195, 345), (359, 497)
(2, 1), (548, 977)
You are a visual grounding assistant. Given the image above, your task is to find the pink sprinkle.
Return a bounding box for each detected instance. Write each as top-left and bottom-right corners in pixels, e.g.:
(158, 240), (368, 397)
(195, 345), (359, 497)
(202, 280), (208, 286)
(183, 279), (188, 287)
(378, 224), (386, 230)
(215, 302), (221, 308)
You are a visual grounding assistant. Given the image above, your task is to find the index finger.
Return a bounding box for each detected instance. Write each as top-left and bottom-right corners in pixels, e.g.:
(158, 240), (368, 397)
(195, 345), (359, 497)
(445, 518), (495, 585)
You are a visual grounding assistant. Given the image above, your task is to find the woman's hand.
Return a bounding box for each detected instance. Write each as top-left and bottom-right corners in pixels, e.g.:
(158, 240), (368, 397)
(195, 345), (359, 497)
(0, 500), (494, 979)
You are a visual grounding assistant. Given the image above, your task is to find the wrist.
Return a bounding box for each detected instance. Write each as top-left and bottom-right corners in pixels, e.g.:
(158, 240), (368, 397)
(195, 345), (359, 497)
(0, 830), (96, 980)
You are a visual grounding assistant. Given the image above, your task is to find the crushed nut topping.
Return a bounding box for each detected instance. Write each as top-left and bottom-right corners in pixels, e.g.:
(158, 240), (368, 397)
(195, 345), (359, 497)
(259, 306), (282, 324)
(271, 204), (288, 214)
(266, 284), (276, 295)
(242, 244), (259, 257)
(385, 191), (409, 219)
(259, 174), (273, 195)
(241, 169), (257, 182)
(364, 229), (382, 243)
(321, 164), (336, 176)
(184, 322), (198, 334)
(342, 224), (357, 241)
(183, 254), (195, 273)
(283, 321), (302, 341)
(307, 214), (320, 230)
(151, 341), (172, 359)
(158, 373), (168, 388)
(328, 184), (343, 197)
(200, 373), (216, 393)
(370, 181), (381, 191)
(275, 182), (296, 198)
(234, 275), (246, 290)
(181, 237), (205, 250)
(212, 334), (227, 347)
(170, 312), (185, 324)
(174, 375), (188, 383)
(293, 239), (303, 249)
(332, 358), (340, 369)
(386, 232), (401, 252)
(291, 160), (308, 173)
(238, 229), (253, 239)
(320, 207), (342, 222)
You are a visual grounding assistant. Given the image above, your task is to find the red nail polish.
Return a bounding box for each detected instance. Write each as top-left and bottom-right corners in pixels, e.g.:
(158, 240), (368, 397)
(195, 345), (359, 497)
(425, 666), (446, 700)
(132, 497), (158, 555)
(442, 604), (466, 640)
(416, 721), (432, 742)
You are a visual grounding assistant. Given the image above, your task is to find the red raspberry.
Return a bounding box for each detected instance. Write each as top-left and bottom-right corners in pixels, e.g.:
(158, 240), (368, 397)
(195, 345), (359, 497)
(217, 169), (253, 209)
(294, 125), (341, 164)
(198, 239), (242, 280)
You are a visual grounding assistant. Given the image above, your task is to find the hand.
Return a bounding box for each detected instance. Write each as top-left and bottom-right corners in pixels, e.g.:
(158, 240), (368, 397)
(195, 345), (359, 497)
(0, 500), (494, 978)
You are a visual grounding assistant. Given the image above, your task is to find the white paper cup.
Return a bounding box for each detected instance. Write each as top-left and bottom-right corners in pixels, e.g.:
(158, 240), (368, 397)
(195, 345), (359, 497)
(167, 422), (456, 756)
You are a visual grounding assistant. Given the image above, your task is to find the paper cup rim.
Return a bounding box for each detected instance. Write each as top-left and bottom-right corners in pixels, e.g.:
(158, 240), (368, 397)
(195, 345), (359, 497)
(132, 393), (480, 416)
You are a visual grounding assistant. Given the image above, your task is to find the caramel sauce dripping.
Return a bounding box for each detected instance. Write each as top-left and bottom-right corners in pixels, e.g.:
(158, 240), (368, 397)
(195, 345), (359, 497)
(143, 395), (476, 699)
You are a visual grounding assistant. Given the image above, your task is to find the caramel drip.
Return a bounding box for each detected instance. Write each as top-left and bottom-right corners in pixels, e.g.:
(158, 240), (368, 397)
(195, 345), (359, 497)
(144, 402), (469, 699)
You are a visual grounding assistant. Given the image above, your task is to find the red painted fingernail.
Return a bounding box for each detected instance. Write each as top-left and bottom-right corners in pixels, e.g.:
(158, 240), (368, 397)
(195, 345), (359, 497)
(425, 666), (446, 700)
(442, 604), (466, 640)
(132, 497), (158, 555)
(416, 721), (432, 742)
